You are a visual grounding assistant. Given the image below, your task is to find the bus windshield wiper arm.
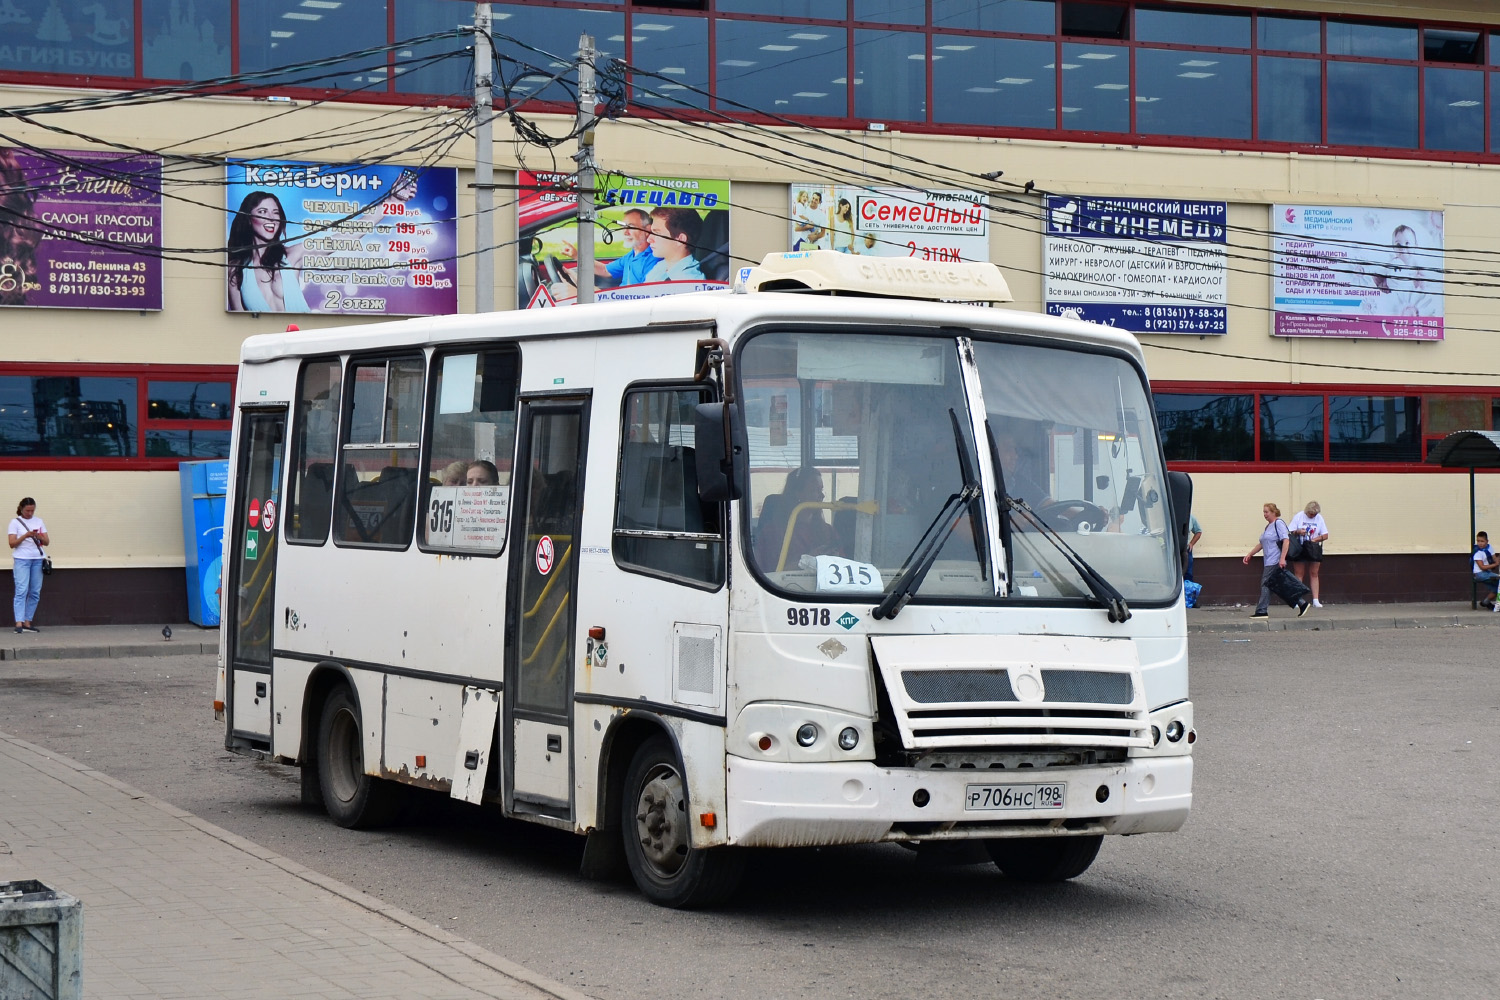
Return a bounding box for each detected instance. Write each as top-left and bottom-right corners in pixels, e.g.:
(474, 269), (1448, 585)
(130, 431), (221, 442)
(873, 410), (980, 621)
(1002, 497), (1132, 624)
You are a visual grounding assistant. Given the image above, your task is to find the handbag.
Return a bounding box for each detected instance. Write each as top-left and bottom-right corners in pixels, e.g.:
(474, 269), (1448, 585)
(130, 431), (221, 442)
(1183, 580), (1202, 608)
(41, 555), (52, 576)
(1287, 535), (1304, 560)
(1302, 539), (1323, 560)
(1265, 566), (1310, 607)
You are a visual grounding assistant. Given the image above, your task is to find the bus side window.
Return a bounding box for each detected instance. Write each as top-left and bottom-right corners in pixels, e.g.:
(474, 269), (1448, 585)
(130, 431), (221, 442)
(332, 356), (423, 548)
(420, 348), (519, 553)
(613, 387), (724, 590)
(287, 358), (341, 544)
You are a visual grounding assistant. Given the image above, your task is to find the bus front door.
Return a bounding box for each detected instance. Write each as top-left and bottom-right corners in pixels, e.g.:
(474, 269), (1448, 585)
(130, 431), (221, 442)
(504, 397), (588, 819)
(226, 409), (286, 752)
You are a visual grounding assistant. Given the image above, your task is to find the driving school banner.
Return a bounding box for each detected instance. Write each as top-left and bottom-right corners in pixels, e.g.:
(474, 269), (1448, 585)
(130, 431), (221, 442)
(0, 146), (163, 310)
(518, 171), (731, 309)
(1272, 205), (1444, 340)
(225, 160), (458, 316)
(1044, 196), (1227, 334)
(788, 184), (989, 262)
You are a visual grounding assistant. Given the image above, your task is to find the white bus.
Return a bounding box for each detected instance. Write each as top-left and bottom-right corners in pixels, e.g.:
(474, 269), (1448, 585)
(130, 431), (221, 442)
(217, 252), (1196, 908)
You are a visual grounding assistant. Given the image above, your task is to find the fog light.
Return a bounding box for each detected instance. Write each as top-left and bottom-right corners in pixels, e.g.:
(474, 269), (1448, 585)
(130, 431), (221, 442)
(837, 727), (859, 751)
(1096, 785), (1110, 803)
(912, 788), (930, 807)
(1166, 720), (1185, 743)
(796, 723), (818, 747)
(1150, 725), (1162, 746)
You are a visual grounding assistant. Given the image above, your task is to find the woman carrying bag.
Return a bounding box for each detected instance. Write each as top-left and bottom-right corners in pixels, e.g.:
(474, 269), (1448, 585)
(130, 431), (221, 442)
(1242, 501), (1310, 619)
(1288, 500), (1329, 608)
(8, 496), (49, 634)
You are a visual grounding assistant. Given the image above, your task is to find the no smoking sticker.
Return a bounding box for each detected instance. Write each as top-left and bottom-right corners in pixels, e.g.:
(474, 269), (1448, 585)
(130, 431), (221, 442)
(262, 499), (277, 533)
(535, 535), (555, 576)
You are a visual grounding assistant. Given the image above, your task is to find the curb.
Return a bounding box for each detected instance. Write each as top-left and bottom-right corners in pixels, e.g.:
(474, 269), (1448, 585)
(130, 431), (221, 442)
(0, 730), (597, 1000)
(0, 641), (214, 661)
(1187, 613), (1488, 634)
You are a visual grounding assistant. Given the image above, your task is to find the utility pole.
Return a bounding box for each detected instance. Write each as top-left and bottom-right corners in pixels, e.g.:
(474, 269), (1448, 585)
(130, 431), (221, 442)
(473, 3), (494, 313)
(573, 34), (598, 305)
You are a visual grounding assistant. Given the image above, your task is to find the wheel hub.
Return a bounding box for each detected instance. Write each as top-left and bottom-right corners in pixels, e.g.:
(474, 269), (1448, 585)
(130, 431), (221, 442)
(634, 764), (688, 876)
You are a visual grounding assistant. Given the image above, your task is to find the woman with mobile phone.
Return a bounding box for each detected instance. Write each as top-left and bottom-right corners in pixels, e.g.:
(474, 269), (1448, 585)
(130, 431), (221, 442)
(8, 497), (48, 633)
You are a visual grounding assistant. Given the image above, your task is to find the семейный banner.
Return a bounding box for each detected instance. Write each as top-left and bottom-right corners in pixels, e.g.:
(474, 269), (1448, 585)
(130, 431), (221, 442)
(518, 171), (730, 309)
(226, 160), (458, 316)
(0, 146), (163, 310)
(788, 184), (989, 262)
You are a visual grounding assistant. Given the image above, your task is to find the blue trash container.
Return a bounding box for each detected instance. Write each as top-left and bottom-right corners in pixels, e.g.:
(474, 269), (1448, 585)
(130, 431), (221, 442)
(179, 460), (230, 627)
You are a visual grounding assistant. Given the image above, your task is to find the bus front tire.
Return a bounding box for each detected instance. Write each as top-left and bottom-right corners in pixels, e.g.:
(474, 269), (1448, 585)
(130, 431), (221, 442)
(621, 736), (744, 908)
(317, 687), (397, 829)
(986, 834), (1102, 882)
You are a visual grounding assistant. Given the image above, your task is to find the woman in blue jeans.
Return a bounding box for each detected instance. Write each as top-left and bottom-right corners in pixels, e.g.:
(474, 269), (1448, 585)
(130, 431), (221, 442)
(8, 496), (49, 633)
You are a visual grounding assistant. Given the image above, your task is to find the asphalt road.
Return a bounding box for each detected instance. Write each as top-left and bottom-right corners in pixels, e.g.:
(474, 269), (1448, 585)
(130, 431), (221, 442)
(2, 627), (1495, 1000)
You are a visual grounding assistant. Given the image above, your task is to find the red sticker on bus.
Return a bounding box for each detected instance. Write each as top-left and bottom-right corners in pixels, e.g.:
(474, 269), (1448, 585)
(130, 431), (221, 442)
(248, 498), (260, 528)
(535, 535), (555, 576)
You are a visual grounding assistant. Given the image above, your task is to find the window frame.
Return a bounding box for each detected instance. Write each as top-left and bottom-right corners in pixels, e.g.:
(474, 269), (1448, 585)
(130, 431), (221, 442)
(611, 378), (726, 592)
(284, 355), (345, 548)
(415, 343), (523, 558)
(0, 363), (235, 471)
(331, 351), (426, 551)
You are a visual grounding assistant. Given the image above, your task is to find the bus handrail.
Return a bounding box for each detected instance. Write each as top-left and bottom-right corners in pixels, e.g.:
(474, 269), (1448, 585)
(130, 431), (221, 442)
(776, 500), (878, 572)
(523, 537), (573, 620)
(522, 591), (570, 667)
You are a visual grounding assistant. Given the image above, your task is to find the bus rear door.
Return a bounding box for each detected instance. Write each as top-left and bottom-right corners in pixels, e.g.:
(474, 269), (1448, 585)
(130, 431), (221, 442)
(226, 408), (286, 751)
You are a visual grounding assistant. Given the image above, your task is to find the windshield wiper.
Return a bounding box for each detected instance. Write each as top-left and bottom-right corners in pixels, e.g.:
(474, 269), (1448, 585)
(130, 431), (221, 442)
(873, 410), (980, 621)
(983, 421), (1015, 587)
(1002, 496), (1133, 624)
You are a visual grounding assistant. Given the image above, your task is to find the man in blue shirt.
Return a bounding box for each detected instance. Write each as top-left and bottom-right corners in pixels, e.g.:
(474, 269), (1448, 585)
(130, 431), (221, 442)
(567, 208), (659, 288)
(644, 206), (706, 283)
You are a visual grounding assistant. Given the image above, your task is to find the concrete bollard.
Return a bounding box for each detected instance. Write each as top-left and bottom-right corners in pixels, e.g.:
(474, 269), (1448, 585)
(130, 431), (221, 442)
(0, 880), (82, 1000)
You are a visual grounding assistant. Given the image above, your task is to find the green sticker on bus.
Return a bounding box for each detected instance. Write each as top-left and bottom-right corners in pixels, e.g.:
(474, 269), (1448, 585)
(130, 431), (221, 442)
(245, 529), (259, 561)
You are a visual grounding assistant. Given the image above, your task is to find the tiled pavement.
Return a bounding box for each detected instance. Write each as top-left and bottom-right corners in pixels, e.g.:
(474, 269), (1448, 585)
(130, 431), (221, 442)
(0, 732), (592, 1000)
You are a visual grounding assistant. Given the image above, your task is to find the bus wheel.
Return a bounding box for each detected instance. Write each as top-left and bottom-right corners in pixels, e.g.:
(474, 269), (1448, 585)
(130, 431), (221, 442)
(622, 736), (744, 908)
(317, 687), (396, 829)
(986, 835), (1102, 882)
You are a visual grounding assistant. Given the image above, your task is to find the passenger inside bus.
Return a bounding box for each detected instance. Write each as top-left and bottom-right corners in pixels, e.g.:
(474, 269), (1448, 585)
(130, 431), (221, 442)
(465, 460), (499, 486)
(438, 460), (468, 486)
(755, 466), (842, 570)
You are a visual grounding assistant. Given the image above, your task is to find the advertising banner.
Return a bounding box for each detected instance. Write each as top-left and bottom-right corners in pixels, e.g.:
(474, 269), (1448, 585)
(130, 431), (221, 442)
(0, 146), (163, 310)
(1044, 196), (1227, 334)
(225, 160), (458, 316)
(1272, 205), (1443, 340)
(788, 184), (989, 262)
(518, 171), (731, 309)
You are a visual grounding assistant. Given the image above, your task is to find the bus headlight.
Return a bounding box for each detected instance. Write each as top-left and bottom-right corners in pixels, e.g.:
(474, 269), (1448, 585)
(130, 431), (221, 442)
(796, 723), (819, 747)
(838, 727), (860, 751)
(1165, 720), (1185, 742)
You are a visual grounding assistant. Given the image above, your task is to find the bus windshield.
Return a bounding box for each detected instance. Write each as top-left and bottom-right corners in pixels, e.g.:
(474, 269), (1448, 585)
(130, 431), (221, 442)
(739, 329), (1178, 606)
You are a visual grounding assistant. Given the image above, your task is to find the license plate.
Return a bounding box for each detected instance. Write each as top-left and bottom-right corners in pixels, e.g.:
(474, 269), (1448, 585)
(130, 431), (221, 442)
(964, 782), (1067, 811)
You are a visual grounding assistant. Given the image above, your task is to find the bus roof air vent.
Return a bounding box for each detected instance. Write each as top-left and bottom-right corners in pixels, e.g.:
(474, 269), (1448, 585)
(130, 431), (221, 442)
(733, 251), (1012, 304)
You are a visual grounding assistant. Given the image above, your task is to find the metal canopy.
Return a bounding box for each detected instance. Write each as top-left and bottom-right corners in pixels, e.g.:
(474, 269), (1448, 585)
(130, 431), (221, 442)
(1426, 430), (1500, 468)
(1425, 430), (1500, 608)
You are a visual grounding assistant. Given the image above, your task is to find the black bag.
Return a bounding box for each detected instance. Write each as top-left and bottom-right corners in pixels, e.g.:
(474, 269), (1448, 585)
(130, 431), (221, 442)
(1287, 535), (1304, 561)
(1265, 566), (1310, 607)
(41, 555), (52, 576)
(1301, 539), (1323, 561)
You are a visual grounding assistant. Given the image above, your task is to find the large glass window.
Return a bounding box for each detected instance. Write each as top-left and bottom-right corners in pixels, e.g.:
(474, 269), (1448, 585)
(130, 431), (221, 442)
(143, 0), (230, 81)
(932, 0), (1055, 35)
(239, 0), (389, 93)
(1135, 48), (1250, 138)
(933, 36), (1056, 129)
(1328, 62), (1418, 148)
(855, 0), (925, 26)
(145, 380), (234, 459)
(630, 14), (709, 111)
(1155, 393), (1253, 462)
(0, 376), (136, 458)
(334, 357), (424, 547)
(1258, 56), (1321, 143)
(1425, 67), (1485, 153)
(1061, 43), (1129, 132)
(1327, 21), (1418, 61)
(421, 349), (519, 554)
(0, 0), (134, 77)
(613, 386), (724, 588)
(715, 19), (848, 118)
(717, 0), (845, 16)
(394, 0), (475, 97)
(1257, 15), (1320, 54)
(1329, 395), (1421, 462)
(288, 359), (341, 544)
(1260, 395), (1324, 462)
(1425, 29), (1482, 65)
(1135, 7), (1248, 49)
(855, 30), (926, 121)
(490, 4), (622, 106)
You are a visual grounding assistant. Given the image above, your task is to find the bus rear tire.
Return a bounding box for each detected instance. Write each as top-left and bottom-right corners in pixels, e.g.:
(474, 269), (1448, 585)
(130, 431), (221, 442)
(317, 686), (397, 829)
(621, 736), (744, 908)
(986, 834), (1102, 882)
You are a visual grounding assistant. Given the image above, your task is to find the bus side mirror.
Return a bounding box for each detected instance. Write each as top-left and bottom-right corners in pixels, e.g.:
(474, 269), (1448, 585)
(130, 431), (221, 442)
(1167, 471), (1193, 563)
(695, 402), (747, 502)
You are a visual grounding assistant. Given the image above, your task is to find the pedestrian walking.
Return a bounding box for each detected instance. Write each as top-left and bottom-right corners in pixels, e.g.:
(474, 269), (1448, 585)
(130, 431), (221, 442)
(8, 496), (49, 633)
(1288, 500), (1329, 607)
(1242, 501), (1309, 619)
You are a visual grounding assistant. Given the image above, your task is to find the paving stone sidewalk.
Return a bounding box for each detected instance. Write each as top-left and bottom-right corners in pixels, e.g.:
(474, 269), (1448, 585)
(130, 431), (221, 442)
(0, 733), (593, 1000)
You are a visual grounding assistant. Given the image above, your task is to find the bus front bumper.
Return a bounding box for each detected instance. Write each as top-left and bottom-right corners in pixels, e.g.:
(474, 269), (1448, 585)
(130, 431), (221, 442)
(724, 755), (1191, 847)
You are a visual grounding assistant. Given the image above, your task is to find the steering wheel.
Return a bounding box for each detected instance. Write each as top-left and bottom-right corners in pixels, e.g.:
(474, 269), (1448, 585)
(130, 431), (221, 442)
(1036, 499), (1111, 533)
(544, 255), (577, 288)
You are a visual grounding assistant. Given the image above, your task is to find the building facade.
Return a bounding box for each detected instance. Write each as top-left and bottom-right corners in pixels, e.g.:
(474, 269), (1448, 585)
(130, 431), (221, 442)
(3, 0), (1499, 620)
